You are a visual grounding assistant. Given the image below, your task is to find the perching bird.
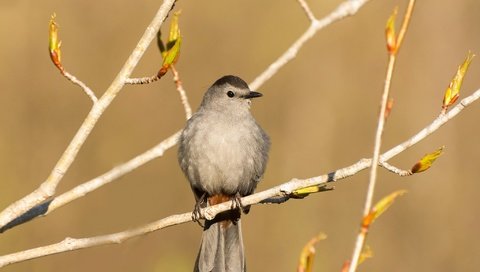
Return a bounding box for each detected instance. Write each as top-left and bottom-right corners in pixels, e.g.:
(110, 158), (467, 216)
(178, 75), (270, 272)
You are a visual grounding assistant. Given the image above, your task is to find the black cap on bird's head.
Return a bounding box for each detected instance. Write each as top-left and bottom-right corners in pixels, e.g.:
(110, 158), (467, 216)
(210, 75), (263, 99)
(212, 75), (250, 90)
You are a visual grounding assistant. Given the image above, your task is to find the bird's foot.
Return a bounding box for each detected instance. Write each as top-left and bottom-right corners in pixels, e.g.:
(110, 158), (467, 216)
(192, 193), (207, 227)
(232, 193), (250, 214)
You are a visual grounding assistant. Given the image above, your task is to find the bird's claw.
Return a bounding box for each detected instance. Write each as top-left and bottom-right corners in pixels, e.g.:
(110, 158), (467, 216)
(232, 193), (250, 214)
(192, 193), (207, 228)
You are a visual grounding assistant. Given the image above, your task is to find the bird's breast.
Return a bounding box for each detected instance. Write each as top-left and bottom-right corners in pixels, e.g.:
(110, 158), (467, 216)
(187, 116), (260, 195)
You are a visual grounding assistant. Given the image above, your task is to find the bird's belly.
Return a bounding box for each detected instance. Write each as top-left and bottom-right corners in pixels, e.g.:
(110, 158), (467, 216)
(189, 126), (256, 196)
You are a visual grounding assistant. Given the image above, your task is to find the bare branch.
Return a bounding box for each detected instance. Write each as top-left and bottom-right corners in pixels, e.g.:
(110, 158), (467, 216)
(363, 55), (396, 215)
(0, 0), (178, 229)
(62, 71), (98, 104)
(0, 67), (189, 232)
(249, 0), (371, 91)
(171, 66), (192, 119)
(379, 161), (412, 176)
(395, 0), (416, 53)
(380, 91), (479, 161)
(0, 211), (192, 268)
(296, 0), (317, 22)
(349, 1), (416, 269)
(46, 131), (181, 214)
(125, 75), (160, 84)
(48, 14), (98, 103)
(0, 65), (190, 232)
(0, 131), (181, 233)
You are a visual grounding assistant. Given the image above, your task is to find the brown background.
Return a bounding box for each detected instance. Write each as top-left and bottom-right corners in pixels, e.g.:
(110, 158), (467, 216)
(1, 0), (479, 271)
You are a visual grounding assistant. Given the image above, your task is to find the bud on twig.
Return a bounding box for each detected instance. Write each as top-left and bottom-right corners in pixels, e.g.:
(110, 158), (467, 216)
(385, 7), (398, 54)
(48, 13), (64, 73)
(411, 146), (444, 174)
(442, 52), (475, 113)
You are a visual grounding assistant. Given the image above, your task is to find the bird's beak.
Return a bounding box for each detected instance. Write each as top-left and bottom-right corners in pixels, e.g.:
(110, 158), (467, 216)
(243, 91), (263, 99)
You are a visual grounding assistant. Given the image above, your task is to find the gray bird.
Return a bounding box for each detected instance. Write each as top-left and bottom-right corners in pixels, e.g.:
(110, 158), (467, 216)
(178, 75), (270, 272)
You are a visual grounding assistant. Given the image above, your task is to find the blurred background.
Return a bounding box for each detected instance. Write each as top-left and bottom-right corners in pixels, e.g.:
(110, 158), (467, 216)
(0, 0), (479, 271)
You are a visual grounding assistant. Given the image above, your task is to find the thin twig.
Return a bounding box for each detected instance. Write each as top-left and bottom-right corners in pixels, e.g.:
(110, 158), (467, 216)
(0, 0), (178, 229)
(47, 131), (181, 214)
(249, 0), (371, 91)
(124, 75), (160, 84)
(395, 0), (416, 53)
(348, 42), (397, 272)
(171, 66), (192, 119)
(348, 1), (415, 270)
(63, 71), (98, 104)
(380, 90), (480, 162)
(49, 15), (97, 104)
(0, 212), (192, 268)
(296, 0), (317, 22)
(363, 55), (396, 214)
(2, 86), (479, 267)
(379, 161), (412, 176)
(0, 132), (180, 233)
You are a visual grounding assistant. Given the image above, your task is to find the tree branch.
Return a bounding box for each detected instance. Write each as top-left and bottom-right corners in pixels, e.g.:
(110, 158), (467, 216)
(296, 0), (317, 22)
(349, 1), (415, 269)
(171, 66), (192, 119)
(0, 212), (192, 268)
(0, 131), (181, 233)
(0, 0), (178, 229)
(63, 71), (98, 104)
(0, 67), (189, 233)
(379, 161), (412, 176)
(249, 0), (371, 91)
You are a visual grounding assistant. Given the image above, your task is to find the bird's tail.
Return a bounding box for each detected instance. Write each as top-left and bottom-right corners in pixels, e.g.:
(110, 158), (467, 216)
(194, 214), (246, 272)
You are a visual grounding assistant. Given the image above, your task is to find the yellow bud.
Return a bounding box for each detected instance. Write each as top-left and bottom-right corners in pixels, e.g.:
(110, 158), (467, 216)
(442, 52), (475, 112)
(48, 13), (64, 72)
(385, 7), (398, 53)
(411, 146), (444, 173)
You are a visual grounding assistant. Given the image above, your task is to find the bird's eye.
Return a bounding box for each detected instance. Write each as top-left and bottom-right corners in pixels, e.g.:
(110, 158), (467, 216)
(227, 91), (235, 98)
